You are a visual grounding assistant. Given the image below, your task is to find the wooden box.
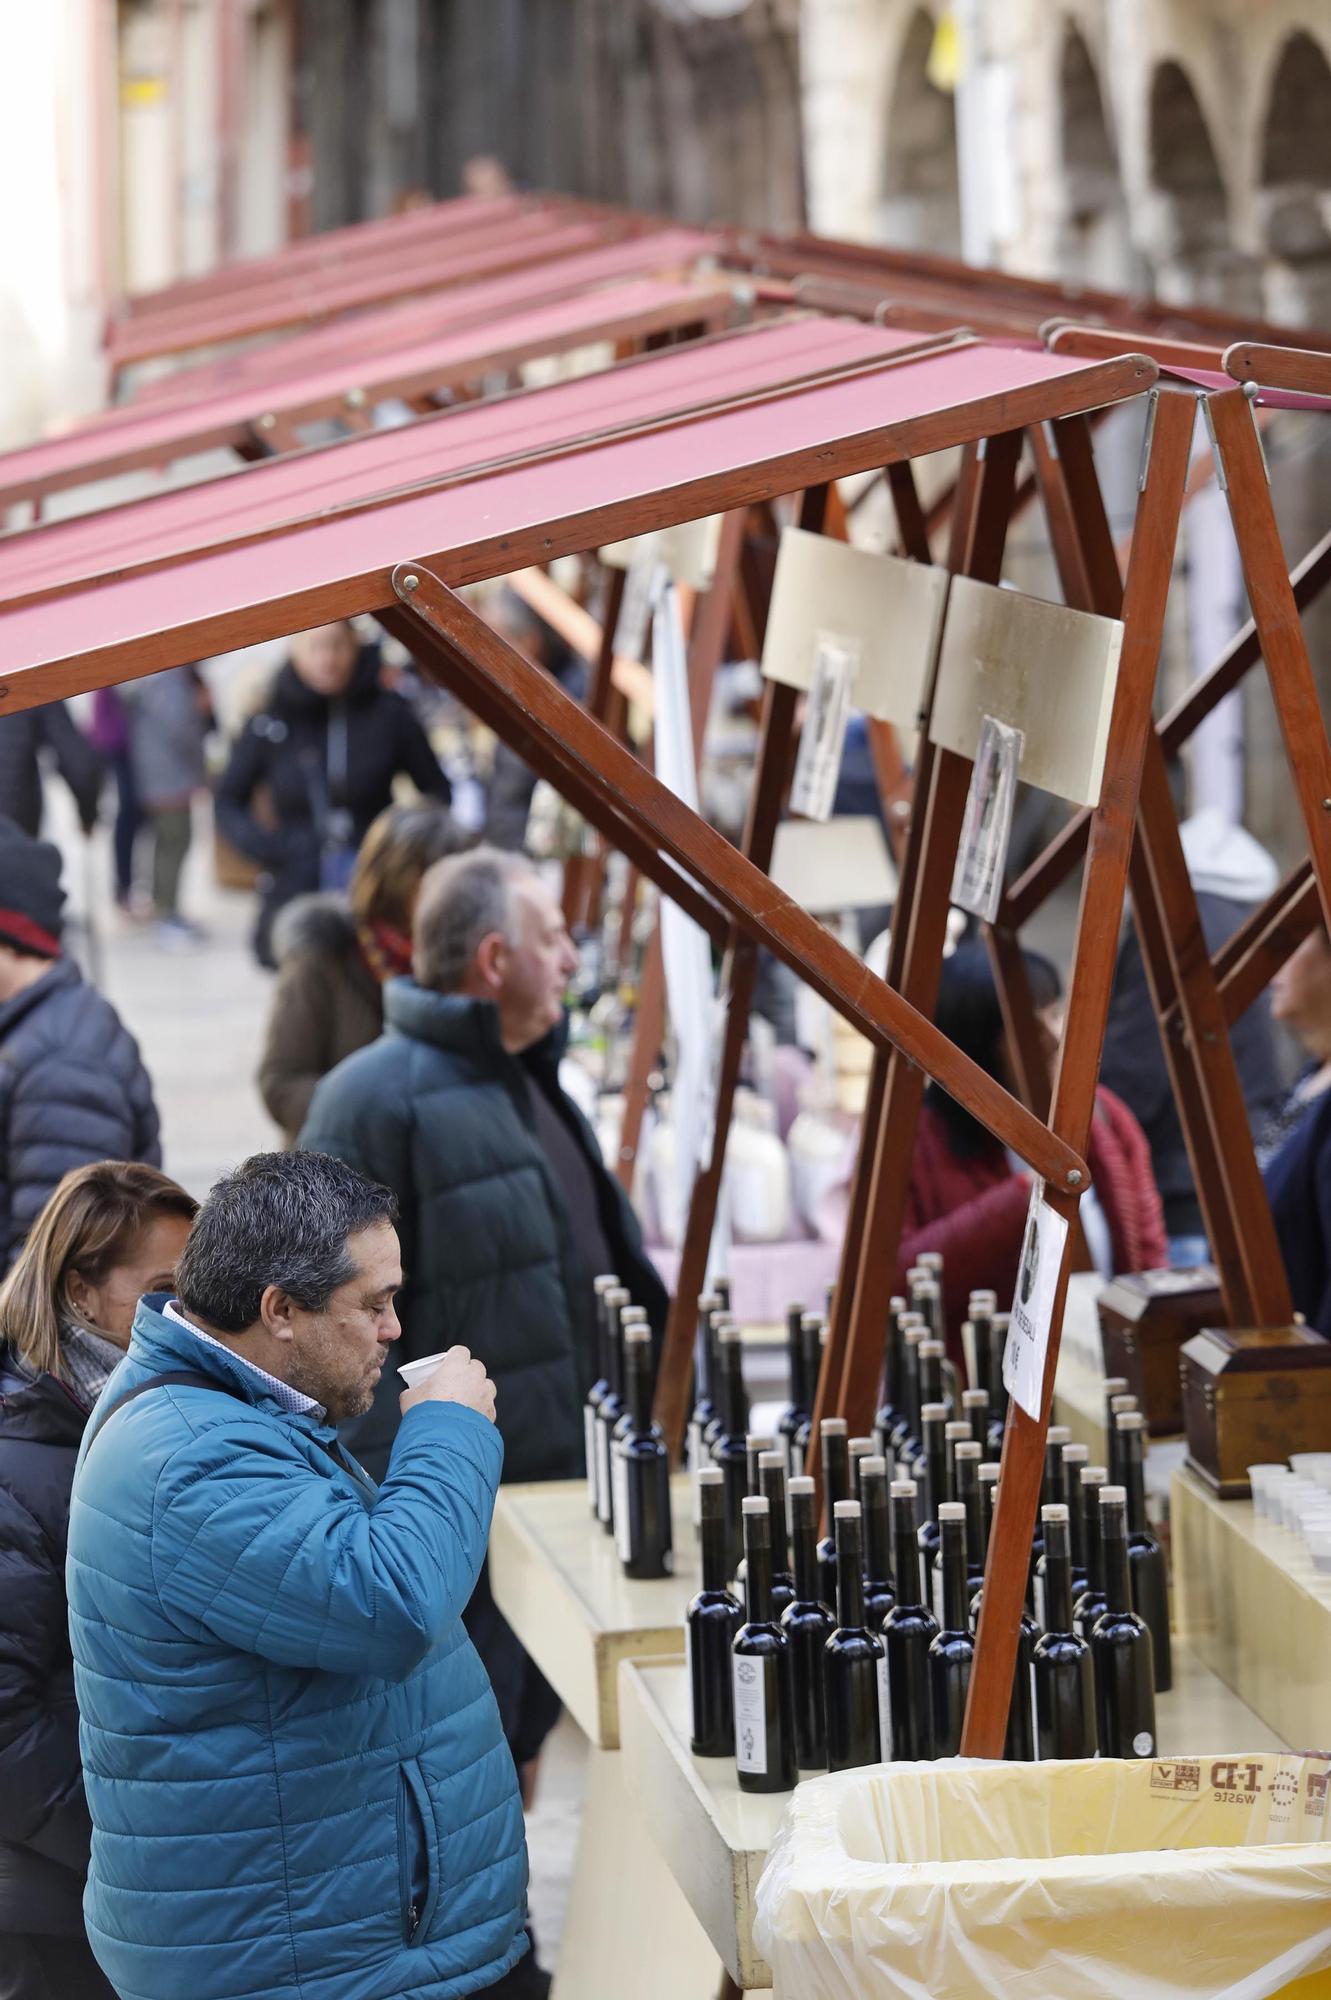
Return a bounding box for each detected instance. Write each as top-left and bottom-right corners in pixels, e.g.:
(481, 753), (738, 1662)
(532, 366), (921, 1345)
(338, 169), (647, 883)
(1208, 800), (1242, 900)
(1098, 1267), (1224, 1435)
(1180, 1324), (1331, 1499)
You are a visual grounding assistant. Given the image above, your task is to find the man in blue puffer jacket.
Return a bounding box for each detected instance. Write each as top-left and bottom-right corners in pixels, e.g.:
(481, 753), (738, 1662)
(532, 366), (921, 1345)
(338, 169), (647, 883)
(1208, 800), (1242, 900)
(66, 1150), (529, 2000)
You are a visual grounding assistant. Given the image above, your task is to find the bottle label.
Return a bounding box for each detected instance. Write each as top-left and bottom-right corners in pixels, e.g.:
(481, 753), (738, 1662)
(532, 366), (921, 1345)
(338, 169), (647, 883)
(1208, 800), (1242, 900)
(1133, 1730), (1154, 1758)
(732, 1655), (768, 1775)
(584, 1405), (599, 1512)
(596, 1422), (612, 1525)
(613, 1446), (632, 1563)
(1034, 1571), (1046, 1633)
(877, 1651), (892, 1762)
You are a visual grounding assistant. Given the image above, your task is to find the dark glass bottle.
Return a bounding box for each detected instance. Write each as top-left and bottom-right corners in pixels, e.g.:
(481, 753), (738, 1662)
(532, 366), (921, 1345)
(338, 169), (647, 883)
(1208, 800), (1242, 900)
(1090, 1486), (1157, 1760)
(612, 1307), (649, 1443)
(849, 1437), (875, 1506)
(1073, 1466), (1109, 1638)
(1116, 1412), (1172, 1693)
(916, 1402), (949, 1604)
(962, 1388), (990, 1454)
(968, 1473), (1038, 1760)
(953, 1440), (985, 1603)
(928, 1503), (974, 1759)
(860, 1455), (896, 1628)
(1061, 1442), (1090, 1598)
(1105, 1386), (1136, 1485)
(889, 1325), (926, 1467)
(702, 1313), (738, 1452)
(825, 1502), (887, 1771)
(1033, 1504), (1097, 1759)
(587, 1275), (620, 1515)
(874, 1295), (907, 1458)
(1101, 1375), (1129, 1462)
(714, 1274), (732, 1316)
(709, 1327), (750, 1579)
(777, 1301), (809, 1479)
(968, 1288), (996, 1401)
(733, 1432), (775, 1594)
(732, 1496), (798, 1792)
(1029, 1424), (1071, 1614)
(816, 1419), (851, 1606)
(613, 1324), (673, 1579)
(780, 1475), (836, 1770)
(686, 1468), (742, 1756)
(918, 1339), (948, 1419)
(911, 1274), (945, 1352)
(687, 1290), (722, 1479)
(882, 1480), (938, 1760)
(594, 1287), (631, 1536)
(791, 1314), (826, 1478)
(986, 1312), (1011, 1445)
(759, 1451), (795, 1617)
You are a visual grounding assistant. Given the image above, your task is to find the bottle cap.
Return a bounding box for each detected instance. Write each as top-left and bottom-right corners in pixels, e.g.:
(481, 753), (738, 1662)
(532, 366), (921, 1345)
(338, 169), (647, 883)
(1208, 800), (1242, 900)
(593, 1274), (619, 1293)
(1110, 1394), (1138, 1413)
(1062, 1441), (1089, 1462)
(919, 1338), (945, 1357)
(1115, 1411), (1146, 1432)
(938, 1501), (966, 1522)
(921, 1402), (947, 1422)
(698, 1292), (722, 1313)
(1100, 1484), (1127, 1506)
(978, 1462), (1000, 1484)
(716, 1323), (741, 1345)
(1103, 1376), (1130, 1397)
(889, 1295), (907, 1313)
(821, 1417), (848, 1437)
(1081, 1464), (1108, 1486)
(606, 1286), (631, 1308)
(1047, 1425), (1071, 1446)
(890, 1479), (918, 1498)
(788, 1475), (815, 1496)
(861, 1455), (888, 1477)
(621, 1305), (649, 1321)
(963, 1389), (989, 1408)
(914, 1280), (941, 1300)
(955, 1440), (982, 1460)
(819, 1326), (830, 1348)
(746, 1433), (774, 1452)
(741, 1495), (770, 1516)
(758, 1449), (785, 1471)
(849, 1437), (875, 1461)
(906, 1264), (930, 1283)
(786, 1299), (805, 1318)
(697, 1466), (722, 1487)
(969, 1288), (997, 1308)
(917, 1253), (944, 1273)
(903, 1325), (927, 1344)
(833, 1499), (861, 1520)
(945, 1421), (970, 1442)
(800, 1312), (824, 1333)
(1041, 1503), (1070, 1524)
(624, 1324), (651, 1346)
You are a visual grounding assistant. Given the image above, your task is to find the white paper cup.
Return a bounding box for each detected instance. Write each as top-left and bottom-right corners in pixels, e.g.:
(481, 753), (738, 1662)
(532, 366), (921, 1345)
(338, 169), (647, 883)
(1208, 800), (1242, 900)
(398, 1351), (451, 1389)
(1305, 1523), (1331, 1575)
(1291, 1452), (1331, 1493)
(1247, 1464), (1290, 1516)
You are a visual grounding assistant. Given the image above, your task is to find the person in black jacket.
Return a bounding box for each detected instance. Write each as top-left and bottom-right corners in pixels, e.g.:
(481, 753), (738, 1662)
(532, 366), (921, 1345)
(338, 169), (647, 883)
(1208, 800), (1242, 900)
(0, 704), (103, 840)
(300, 846), (666, 1793)
(0, 1159), (197, 2000)
(0, 820), (162, 1270)
(215, 622), (451, 967)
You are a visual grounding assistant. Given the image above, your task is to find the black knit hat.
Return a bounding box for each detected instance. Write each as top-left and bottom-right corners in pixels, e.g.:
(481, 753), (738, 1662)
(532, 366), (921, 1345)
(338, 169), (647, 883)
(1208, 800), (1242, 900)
(0, 817), (65, 958)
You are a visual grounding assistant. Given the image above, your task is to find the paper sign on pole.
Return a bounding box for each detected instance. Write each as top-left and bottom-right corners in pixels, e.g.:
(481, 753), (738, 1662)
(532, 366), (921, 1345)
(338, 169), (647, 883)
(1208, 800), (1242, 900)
(951, 714), (1024, 922)
(1003, 1183), (1070, 1421)
(789, 633), (860, 822)
(601, 514), (723, 593)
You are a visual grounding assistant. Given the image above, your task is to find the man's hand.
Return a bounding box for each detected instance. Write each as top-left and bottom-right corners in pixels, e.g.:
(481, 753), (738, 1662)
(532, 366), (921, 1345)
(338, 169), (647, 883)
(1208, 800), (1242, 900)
(400, 1346), (497, 1424)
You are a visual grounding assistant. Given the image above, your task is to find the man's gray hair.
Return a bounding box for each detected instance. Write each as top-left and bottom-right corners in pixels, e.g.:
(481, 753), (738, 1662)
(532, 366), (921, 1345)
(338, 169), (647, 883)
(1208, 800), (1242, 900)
(176, 1151), (398, 1335)
(413, 844), (536, 994)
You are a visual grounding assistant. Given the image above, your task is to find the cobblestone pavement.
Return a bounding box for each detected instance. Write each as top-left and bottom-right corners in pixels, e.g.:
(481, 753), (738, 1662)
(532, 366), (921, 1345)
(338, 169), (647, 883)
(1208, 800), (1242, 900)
(47, 791), (586, 1969)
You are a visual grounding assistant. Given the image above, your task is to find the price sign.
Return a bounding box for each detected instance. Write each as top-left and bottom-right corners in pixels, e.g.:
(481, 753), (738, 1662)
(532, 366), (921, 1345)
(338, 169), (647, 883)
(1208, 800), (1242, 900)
(952, 713), (1024, 923)
(1003, 1184), (1070, 1421)
(789, 632), (860, 822)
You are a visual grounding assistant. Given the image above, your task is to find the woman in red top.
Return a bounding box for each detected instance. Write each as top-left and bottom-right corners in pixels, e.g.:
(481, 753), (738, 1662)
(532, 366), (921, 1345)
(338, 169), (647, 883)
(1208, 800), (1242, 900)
(902, 942), (1167, 1355)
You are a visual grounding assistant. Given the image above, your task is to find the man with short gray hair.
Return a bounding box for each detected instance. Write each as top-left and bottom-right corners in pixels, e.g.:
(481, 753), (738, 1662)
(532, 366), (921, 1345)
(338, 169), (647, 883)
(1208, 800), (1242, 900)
(66, 1148), (530, 2000)
(299, 846), (665, 1796)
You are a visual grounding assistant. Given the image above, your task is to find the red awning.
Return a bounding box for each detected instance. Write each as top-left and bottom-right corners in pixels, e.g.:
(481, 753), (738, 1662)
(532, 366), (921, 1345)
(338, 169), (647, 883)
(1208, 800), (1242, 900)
(0, 335), (1153, 704)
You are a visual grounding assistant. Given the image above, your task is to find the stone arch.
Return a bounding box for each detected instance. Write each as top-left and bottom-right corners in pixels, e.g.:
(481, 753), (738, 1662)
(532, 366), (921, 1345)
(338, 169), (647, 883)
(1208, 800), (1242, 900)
(1257, 29), (1331, 326)
(881, 7), (961, 255)
(1056, 23), (1131, 289)
(1141, 57), (1259, 310)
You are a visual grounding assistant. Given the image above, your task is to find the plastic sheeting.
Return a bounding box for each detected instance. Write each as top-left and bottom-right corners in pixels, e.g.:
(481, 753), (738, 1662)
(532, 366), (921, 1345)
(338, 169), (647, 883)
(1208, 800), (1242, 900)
(753, 1756), (1331, 2000)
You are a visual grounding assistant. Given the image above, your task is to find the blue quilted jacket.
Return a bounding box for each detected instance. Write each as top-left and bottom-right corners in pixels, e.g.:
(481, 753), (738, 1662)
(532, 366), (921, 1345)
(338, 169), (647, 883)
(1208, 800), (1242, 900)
(65, 1299), (528, 2000)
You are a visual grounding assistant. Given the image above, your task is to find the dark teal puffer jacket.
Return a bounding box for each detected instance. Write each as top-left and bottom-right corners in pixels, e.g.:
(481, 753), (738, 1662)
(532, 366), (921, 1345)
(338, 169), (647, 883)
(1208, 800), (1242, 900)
(65, 1299), (527, 2000)
(298, 985), (667, 1482)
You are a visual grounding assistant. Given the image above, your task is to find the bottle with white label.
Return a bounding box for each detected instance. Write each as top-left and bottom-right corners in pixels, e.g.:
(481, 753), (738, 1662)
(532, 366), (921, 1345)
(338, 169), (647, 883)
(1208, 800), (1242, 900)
(710, 1327), (751, 1580)
(928, 1502), (975, 1759)
(585, 1275), (621, 1516)
(824, 1501), (886, 1771)
(1033, 1503), (1097, 1759)
(594, 1287), (631, 1535)
(687, 1468), (742, 1756)
(731, 1497), (797, 1793)
(881, 1479), (938, 1760)
(613, 1323), (672, 1579)
(1089, 1486), (1157, 1760)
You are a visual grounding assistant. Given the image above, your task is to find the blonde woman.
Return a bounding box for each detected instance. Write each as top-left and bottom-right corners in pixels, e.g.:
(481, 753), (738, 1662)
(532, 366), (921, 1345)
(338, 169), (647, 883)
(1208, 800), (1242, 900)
(0, 1161), (196, 2000)
(257, 798), (467, 1144)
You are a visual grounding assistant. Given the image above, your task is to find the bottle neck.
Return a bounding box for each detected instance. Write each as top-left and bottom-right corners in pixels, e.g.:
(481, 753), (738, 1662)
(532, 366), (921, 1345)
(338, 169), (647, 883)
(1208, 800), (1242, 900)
(1044, 1521), (1075, 1632)
(1041, 1446), (1065, 1511)
(790, 1496), (820, 1600)
(1101, 1514), (1133, 1613)
(694, 1311), (714, 1404)
(881, 1311), (898, 1406)
(941, 1519), (969, 1632)
(744, 1529), (774, 1623)
(720, 1351), (748, 1439)
(902, 1344), (922, 1437)
(823, 1434), (850, 1511)
(863, 1481), (893, 1587)
(1067, 1471), (1087, 1571)
(1083, 1491), (1104, 1590)
(787, 1312), (808, 1410)
(891, 1498), (921, 1607)
(835, 1518), (866, 1627)
(920, 1350), (942, 1408)
(800, 1325), (823, 1414)
(1120, 1432), (1149, 1534)
(956, 1461), (981, 1561)
(760, 1465), (789, 1569)
(978, 1482), (996, 1570)
(700, 1502), (729, 1594)
(606, 1310), (624, 1400)
(923, 1423), (947, 1518)
(625, 1343), (653, 1432)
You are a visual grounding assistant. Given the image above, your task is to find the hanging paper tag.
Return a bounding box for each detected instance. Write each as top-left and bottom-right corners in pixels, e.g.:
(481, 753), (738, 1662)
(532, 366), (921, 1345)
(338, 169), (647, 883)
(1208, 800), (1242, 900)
(1003, 1183), (1070, 1421)
(613, 551), (664, 663)
(951, 713), (1025, 923)
(789, 632), (860, 822)
(695, 991), (729, 1171)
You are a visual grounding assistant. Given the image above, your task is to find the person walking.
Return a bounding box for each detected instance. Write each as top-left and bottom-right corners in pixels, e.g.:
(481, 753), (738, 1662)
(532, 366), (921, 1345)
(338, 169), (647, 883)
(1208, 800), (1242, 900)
(0, 1161), (197, 2000)
(257, 799), (467, 1145)
(215, 622), (451, 966)
(299, 847), (666, 1794)
(87, 688), (140, 910)
(0, 702), (103, 842)
(119, 663), (212, 947)
(66, 1149), (531, 2000)
(0, 820), (161, 1270)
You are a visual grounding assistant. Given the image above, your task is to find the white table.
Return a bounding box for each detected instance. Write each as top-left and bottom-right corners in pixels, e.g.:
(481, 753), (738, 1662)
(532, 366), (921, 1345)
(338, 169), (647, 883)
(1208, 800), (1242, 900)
(617, 1646), (1290, 1990)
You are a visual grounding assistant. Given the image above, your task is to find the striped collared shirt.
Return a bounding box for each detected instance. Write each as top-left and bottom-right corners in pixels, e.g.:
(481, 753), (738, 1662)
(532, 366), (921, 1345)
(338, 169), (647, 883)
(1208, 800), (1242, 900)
(164, 1300), (324, 1420)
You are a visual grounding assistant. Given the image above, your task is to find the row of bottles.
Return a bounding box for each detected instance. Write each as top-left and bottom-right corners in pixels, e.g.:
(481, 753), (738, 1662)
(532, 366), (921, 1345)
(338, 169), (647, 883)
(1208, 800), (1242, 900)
(586, 1273), (673, 1577)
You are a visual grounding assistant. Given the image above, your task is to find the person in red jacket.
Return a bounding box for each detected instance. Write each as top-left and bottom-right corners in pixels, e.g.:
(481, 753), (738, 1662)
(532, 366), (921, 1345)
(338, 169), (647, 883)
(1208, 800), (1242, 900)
(902, 940), (1166, 1357)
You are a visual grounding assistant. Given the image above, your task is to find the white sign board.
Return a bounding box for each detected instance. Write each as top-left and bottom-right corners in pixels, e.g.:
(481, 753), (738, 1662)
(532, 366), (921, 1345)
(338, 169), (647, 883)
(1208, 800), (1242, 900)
(761, 527), (950, 726)
(770, 815), (898, 915)
(929, 576), (1123, 808)
(1003, 1184), (1070, 1421)
(600, 514), (723, 593)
